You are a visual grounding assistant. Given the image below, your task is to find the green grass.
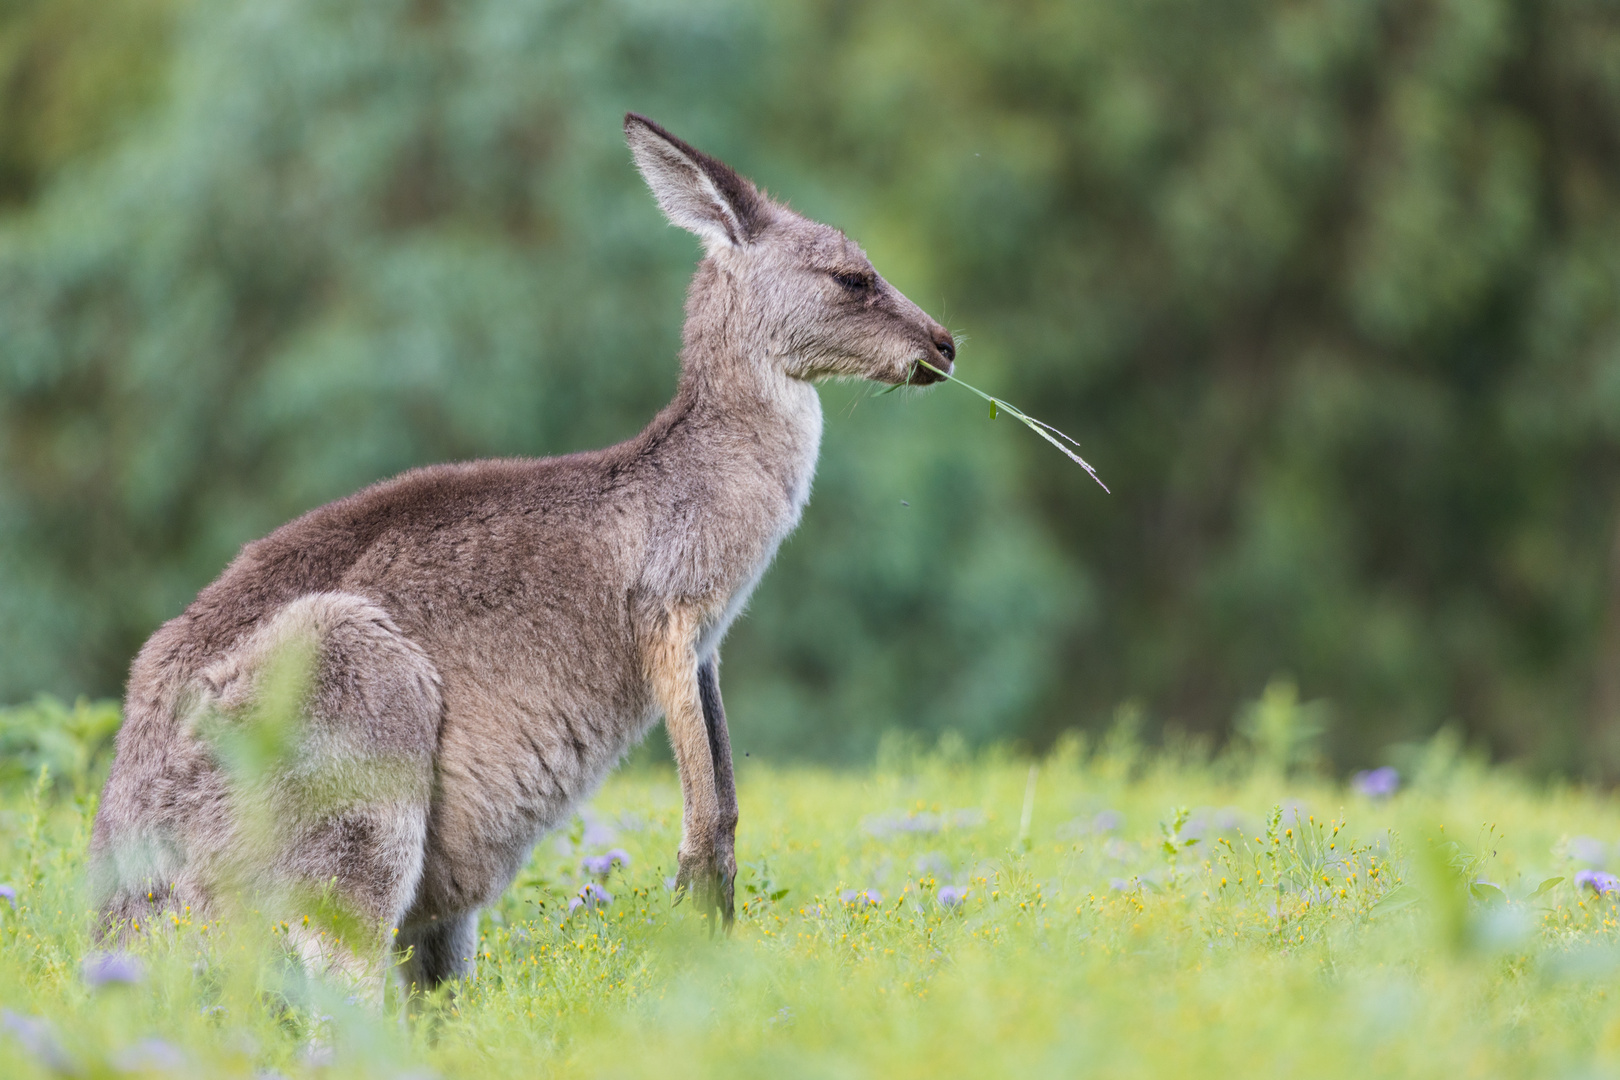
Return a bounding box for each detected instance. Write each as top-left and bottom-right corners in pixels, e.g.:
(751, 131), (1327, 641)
(8, 721), (1620, 1078)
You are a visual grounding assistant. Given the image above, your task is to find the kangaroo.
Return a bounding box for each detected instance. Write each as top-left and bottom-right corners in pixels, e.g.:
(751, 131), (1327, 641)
(87, 114), (956, 992)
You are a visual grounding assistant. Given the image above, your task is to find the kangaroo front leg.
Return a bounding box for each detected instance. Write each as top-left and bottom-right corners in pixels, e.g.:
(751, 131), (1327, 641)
(649, 609), (724, 921)
(697, 654), (737, 929)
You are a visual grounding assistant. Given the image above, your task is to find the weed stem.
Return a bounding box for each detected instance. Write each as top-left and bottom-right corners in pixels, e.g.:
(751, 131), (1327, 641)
(916, 360), (1109, 492)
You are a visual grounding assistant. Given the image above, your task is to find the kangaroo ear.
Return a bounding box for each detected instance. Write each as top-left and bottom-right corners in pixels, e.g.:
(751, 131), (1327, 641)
(625, 113), (769, 250)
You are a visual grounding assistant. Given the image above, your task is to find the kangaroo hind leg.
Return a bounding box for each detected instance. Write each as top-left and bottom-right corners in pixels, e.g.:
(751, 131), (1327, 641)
(206, 592), (441, 992)
(397, 911), (478, 995)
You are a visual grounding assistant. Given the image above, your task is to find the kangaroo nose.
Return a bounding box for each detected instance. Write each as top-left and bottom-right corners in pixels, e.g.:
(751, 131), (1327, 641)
(933, 331), (956, 365)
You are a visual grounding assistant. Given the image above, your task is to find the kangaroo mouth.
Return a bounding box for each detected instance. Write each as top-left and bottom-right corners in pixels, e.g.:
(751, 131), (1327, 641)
(903, 357), (953, 385)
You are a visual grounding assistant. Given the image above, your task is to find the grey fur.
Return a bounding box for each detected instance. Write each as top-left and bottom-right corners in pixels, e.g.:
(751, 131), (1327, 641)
(88, 114), (955, 991)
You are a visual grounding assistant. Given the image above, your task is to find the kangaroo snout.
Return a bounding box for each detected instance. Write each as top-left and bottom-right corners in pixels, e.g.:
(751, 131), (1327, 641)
(932, 329), (957, 371)
(907, 327), (956, 384)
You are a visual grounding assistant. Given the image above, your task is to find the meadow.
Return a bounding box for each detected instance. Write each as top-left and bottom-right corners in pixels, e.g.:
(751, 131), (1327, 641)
(7, 699), (1620, 1078)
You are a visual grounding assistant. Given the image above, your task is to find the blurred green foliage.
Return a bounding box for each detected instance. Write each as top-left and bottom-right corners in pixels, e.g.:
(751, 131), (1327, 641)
(1233, 677), (1331, 777)
(4, 0), (1620, 772)
(10, 742), (1620, 1077)
(0, 695), (120, 796)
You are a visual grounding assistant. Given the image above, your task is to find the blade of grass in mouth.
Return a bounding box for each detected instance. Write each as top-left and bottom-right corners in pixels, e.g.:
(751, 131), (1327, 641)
(907, 359), (1109, 492)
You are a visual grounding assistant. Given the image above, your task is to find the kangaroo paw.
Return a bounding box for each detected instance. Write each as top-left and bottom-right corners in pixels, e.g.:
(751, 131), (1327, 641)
(715, 842), (736, 931)
(675, 847), (732, 931)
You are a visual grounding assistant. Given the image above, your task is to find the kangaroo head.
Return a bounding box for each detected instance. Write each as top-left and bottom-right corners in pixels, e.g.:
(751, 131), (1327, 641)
(625, 113), (956, 386)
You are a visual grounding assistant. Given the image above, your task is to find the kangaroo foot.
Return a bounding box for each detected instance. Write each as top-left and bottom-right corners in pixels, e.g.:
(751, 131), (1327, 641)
(675, 844), (735, 932)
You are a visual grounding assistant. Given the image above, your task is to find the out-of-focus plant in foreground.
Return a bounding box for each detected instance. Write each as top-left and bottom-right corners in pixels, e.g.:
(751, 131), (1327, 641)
(5, 723), (1620, 1077)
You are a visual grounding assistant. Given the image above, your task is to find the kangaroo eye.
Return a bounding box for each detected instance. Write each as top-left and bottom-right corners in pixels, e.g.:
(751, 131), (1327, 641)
(832, 270), (874, 293)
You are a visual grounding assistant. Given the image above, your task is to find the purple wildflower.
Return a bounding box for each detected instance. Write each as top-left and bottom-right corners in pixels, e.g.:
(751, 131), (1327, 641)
(1575, 869), (1620, 895)
(82, 950), (145, 988)
(569, 882), (613, 914)
(937, 886), (968, 908)
(1091, 810), (1124, 834)
(839, 889), (882, 907)
(898, 815), (941, 834)
(2, 1011), (73, 1073)
(580, 811), (617, 848)
(582, 847), (633, 876)
(113, 1038), (186, 1073)
(663, 876), (678, 892)
(865, 813), (941, 839)
(865, 809), (983, 839)
(0, 884), (14, 908)
(1108, 878), (1131, 891)
(1352, 766), (1400, 799)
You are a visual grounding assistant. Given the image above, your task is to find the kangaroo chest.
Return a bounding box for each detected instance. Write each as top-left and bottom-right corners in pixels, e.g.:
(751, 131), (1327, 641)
(400, 383), (825, 915)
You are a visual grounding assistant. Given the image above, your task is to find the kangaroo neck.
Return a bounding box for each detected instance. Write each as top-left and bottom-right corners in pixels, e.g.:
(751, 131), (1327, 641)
(670, 337), (824, 516)
(626, 304), (823, 615)
(666, 270), (824, 515)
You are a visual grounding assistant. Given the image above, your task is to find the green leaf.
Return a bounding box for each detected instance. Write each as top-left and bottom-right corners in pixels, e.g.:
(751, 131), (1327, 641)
(1470, 882), (1507, 905)
(1369, 884), (1421, 917)
(989, 401), (998, 419)
(769, 888), (790, 901)
(1527, 877), (1563, 900)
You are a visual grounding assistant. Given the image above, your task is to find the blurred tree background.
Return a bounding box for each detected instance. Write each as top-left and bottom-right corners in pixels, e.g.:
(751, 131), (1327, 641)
(4, 0), (1620, 774)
